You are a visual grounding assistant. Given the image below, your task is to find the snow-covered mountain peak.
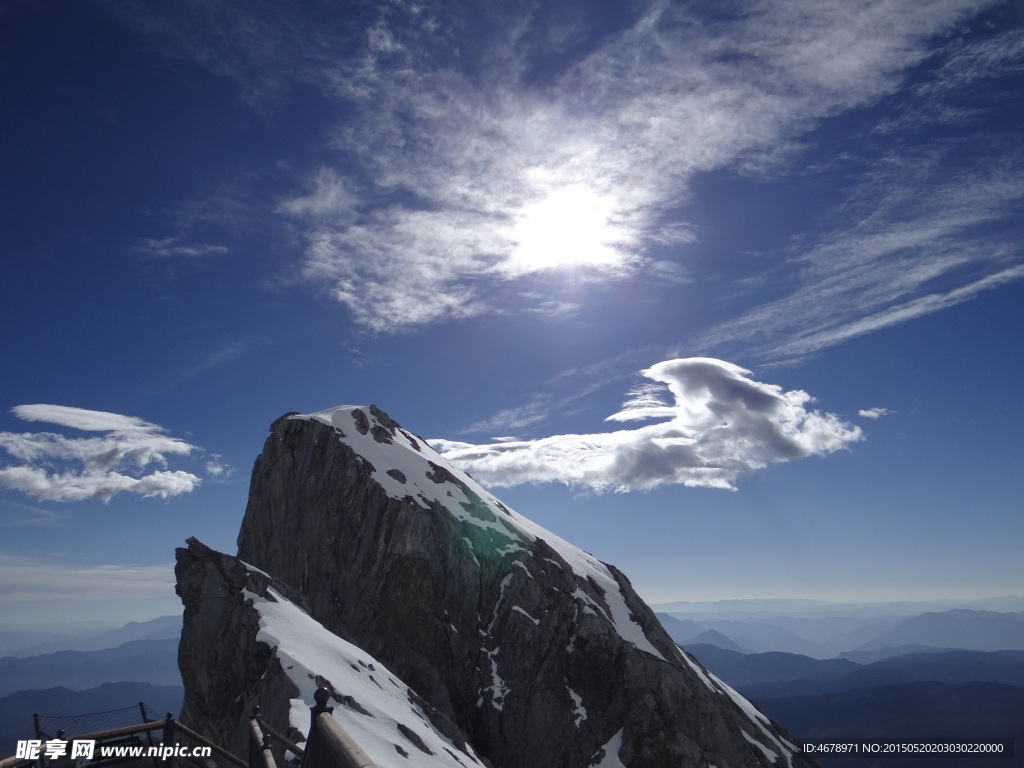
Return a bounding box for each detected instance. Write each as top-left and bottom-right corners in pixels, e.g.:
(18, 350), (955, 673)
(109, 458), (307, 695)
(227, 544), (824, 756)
(291, 404), (666, 661)
(293, 405), (527, 546)
(175, 405), (820, 768)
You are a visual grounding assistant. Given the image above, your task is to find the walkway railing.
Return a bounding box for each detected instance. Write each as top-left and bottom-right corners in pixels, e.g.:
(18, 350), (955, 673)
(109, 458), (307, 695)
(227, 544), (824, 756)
(248, 688), (377, 768)
(3, 688), (377, 768)
(1, 713), (239, 768)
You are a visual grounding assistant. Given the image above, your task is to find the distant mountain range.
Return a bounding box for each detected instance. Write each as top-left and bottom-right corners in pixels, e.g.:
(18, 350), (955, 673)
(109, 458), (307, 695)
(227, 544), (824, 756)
(685, 644), (1024, 697)
(3, 600), (1022, 765)
(650, 596), (1024, 618)
(0, 615), (181, 657)
(851, 609), (1024, 653)
(0, 621), (184, 759)
(659, 603), (1024, 765)
(684, 644), (1024, 766)
(656, 607), (1024, 659)
(0, 638), (181, 698)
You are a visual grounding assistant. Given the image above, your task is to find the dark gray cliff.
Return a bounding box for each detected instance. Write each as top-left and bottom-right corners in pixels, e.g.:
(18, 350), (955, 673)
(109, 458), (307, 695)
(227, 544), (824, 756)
(175, 538), (302, 759)
(189, 405), (820, 768)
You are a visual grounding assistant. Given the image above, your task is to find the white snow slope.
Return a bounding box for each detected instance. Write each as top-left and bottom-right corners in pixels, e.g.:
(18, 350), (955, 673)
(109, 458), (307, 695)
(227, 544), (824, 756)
(245, 581), (483, 768)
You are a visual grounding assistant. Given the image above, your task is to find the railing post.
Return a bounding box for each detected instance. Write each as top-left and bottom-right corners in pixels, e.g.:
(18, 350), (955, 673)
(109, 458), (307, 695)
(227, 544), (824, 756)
(31, 714), (41, 768)
(140, 702), (160, 768)
(49, 730), (75, 768)
(162, 713), (176, 767)
(302, 688), (376, 768)
(248, 715), (276, 768)
(302, 688), (333, 768)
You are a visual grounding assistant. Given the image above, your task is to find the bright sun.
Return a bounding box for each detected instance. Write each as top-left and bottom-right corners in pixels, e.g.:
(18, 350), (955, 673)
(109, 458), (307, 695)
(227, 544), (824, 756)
(506, 184), (626, 273)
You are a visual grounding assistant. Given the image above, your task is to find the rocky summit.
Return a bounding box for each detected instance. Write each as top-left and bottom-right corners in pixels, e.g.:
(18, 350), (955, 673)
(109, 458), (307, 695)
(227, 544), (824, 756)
(176, 404), (818, 768)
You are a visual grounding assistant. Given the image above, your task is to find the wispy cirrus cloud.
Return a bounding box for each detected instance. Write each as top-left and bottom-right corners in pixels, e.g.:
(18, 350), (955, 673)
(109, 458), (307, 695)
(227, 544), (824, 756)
(0, 499), (61, 527)
(432, 358), (861, 492)
(459, 397), (553, 436)
(282, 0), (1004, 331)
(0, 405), (201, 502)
(133, 237), (230, 260)
(118, 0), (1022, 355)
(700, 140), (1024, 362)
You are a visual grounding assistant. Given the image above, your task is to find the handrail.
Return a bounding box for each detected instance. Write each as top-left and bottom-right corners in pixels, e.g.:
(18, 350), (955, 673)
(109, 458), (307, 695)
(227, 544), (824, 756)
(248, 720), (277, 768)
(250, 713), (302, 759)
(300, 689), (378, 768)
(0, 714), (248, 768)
(46, 719), (165, 742)
(4, 691), (383, 768)
(167, 719), (248, 768)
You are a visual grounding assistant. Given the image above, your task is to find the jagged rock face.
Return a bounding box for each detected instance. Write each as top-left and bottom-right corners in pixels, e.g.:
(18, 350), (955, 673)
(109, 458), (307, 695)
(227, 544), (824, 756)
(223, 406), (817, 768)
(175, 539), (303, 759)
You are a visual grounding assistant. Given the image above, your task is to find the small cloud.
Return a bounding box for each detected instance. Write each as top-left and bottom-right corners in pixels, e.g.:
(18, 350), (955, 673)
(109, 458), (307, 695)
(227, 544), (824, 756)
(858, 407), (892, 419)
(204, 454), (233, 479)
(133, 237), (229, 259)
(0, 405), (201, 502)
(524, 299), (582, 318)
(432, 358), (862, 492)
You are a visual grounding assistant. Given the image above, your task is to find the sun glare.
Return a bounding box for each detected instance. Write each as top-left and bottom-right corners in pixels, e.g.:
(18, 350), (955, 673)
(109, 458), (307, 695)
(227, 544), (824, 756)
(506, 184), (626, 273)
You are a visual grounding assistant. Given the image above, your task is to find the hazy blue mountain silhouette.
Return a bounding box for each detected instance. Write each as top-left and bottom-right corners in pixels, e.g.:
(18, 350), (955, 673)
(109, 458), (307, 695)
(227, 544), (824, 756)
(683, 630), (751, 653)
(853, 610), (1024, 653)
(686, 645), (1024, 697)
(1, 616), (181, 658)
(685, 644), (859, 689)
(0, 639), (180, 698)
(654, 613), (705, 642)
(839, 644), (962, 664)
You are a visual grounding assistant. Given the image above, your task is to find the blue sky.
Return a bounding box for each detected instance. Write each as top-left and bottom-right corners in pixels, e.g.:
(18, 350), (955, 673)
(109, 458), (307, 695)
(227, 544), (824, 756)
(2, 0), (1022, 629)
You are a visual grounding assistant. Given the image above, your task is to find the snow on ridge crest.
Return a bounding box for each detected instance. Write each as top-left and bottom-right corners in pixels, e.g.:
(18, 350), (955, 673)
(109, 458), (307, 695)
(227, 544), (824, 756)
(292, 405), (524, 540)
(291, 405), (666, 661)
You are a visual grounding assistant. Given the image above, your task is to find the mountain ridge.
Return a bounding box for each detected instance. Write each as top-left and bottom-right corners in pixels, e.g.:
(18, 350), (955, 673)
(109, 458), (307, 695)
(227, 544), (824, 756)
(0, 638), (181, 698)
(178, 404), (818, 768)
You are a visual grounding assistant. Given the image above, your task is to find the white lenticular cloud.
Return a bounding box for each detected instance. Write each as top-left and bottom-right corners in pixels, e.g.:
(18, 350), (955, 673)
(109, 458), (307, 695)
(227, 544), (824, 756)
(0, 405), (201, 502)
(13, 404), (165, 433)
(431, 358), (861, 492)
